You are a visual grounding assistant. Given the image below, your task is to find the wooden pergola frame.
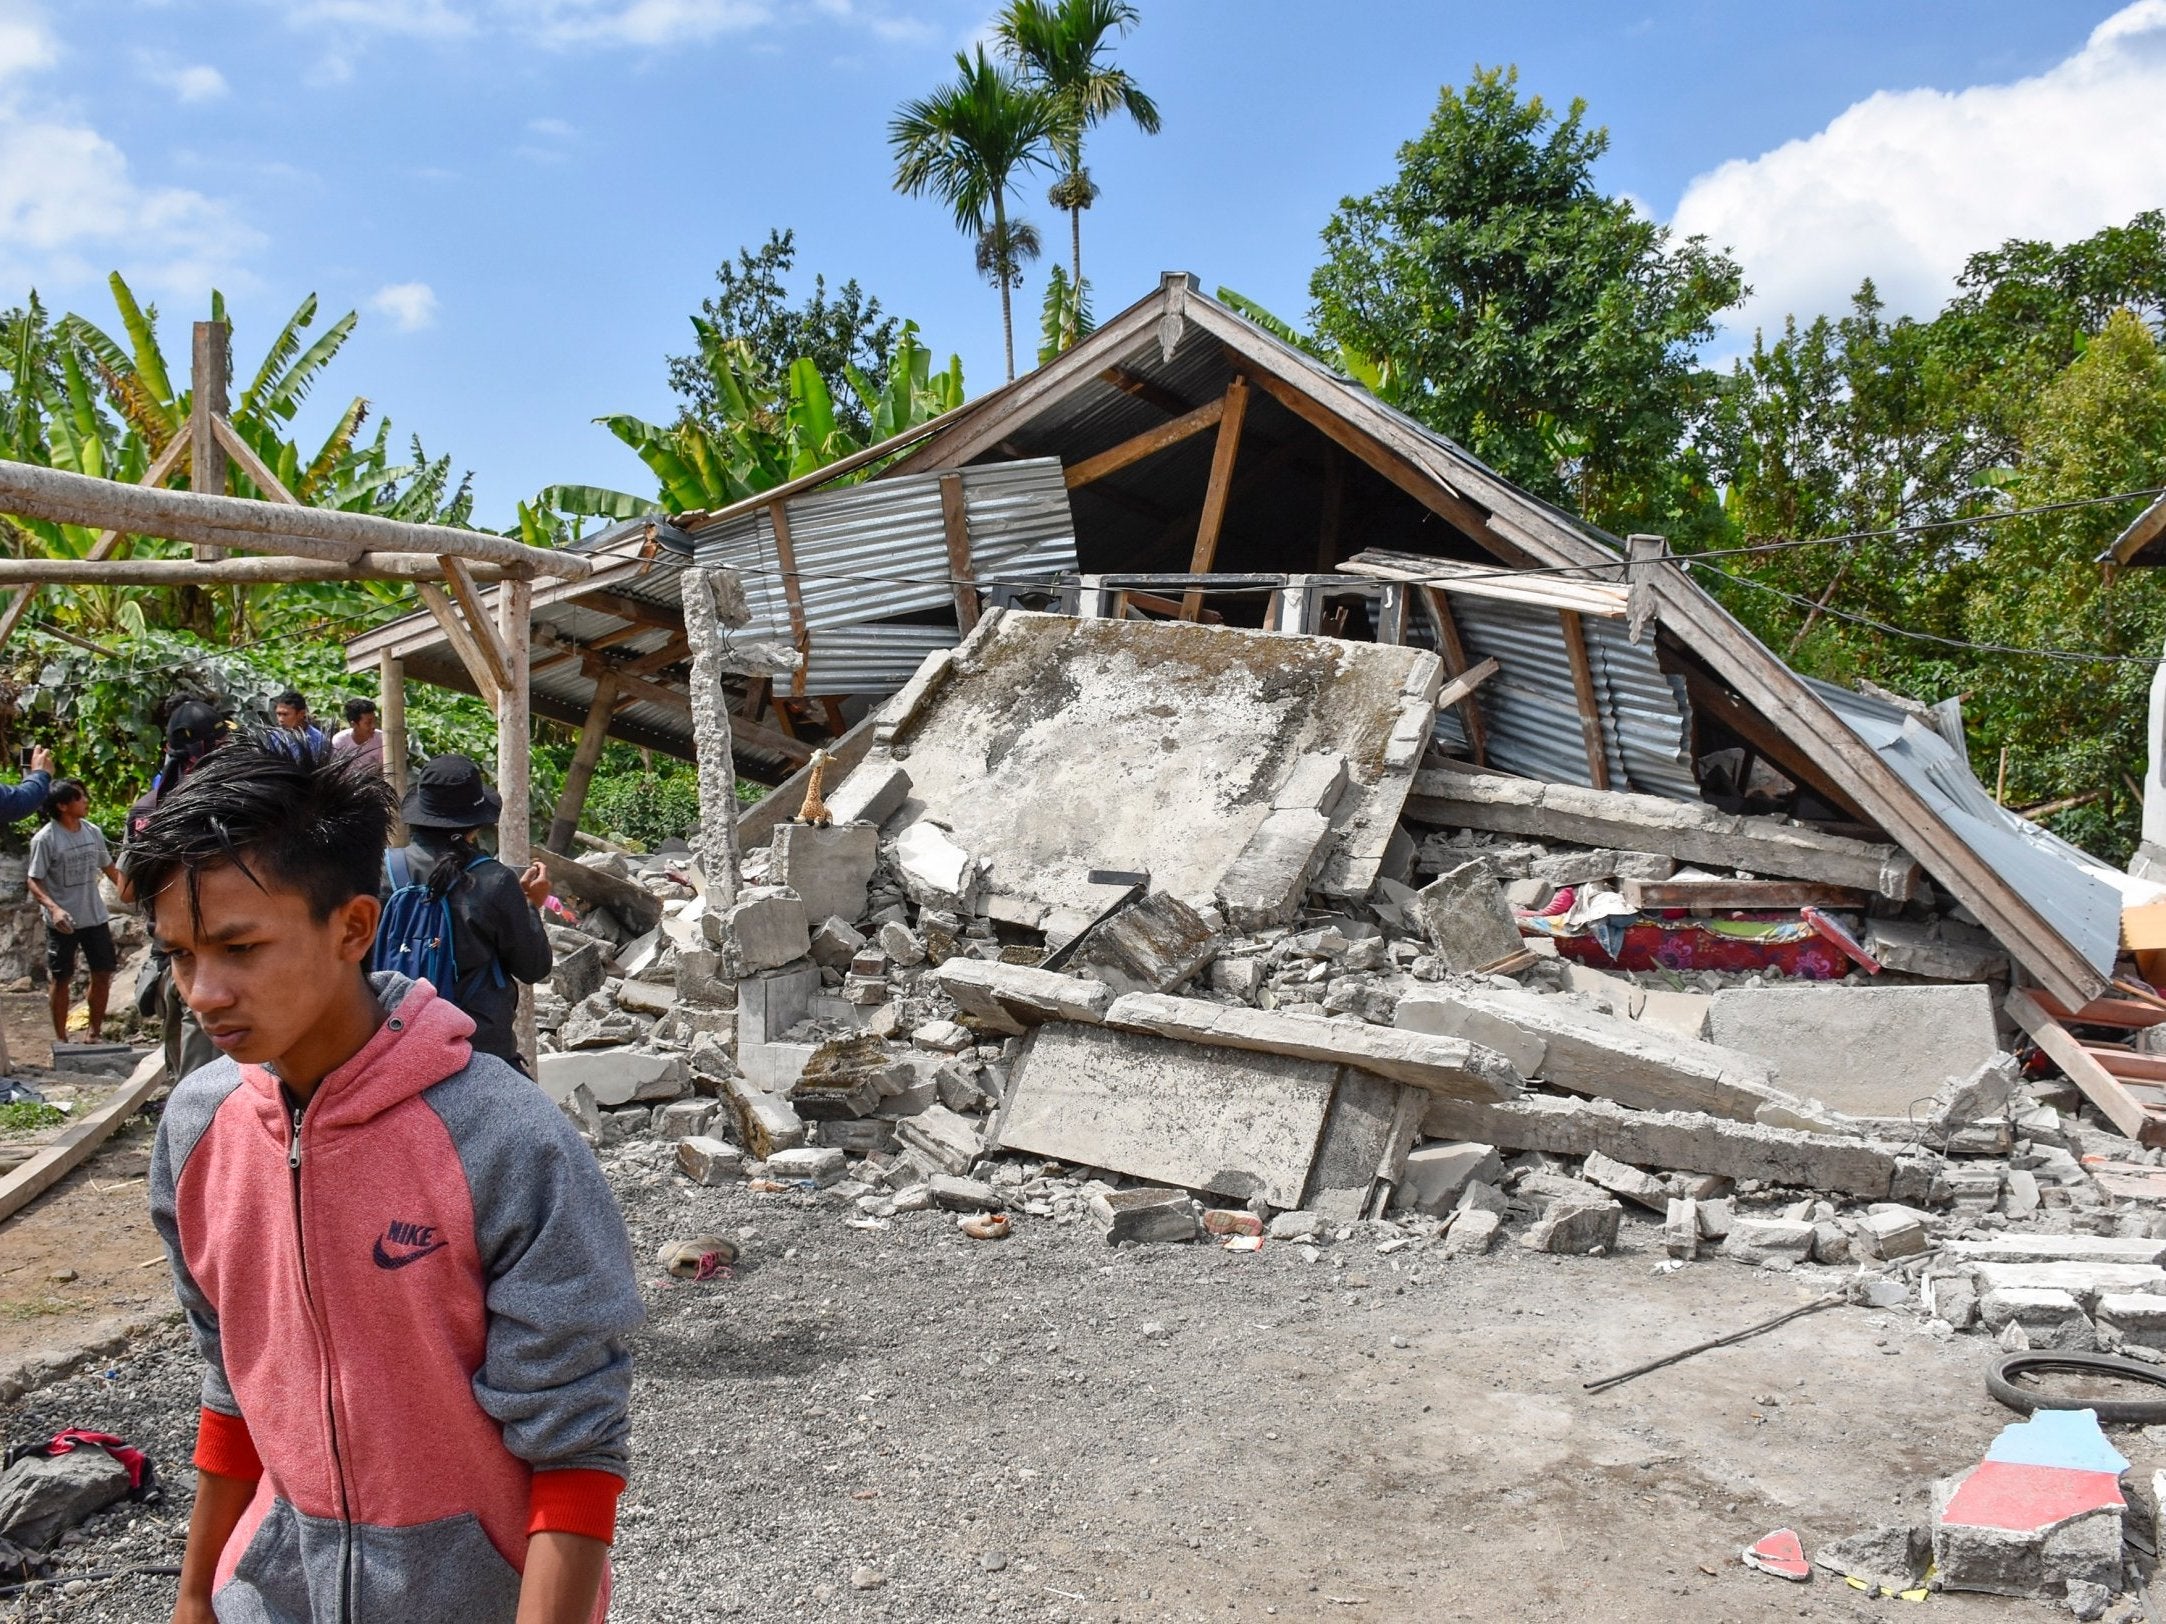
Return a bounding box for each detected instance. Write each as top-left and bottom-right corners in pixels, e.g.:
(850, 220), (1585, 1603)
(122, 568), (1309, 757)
(0, 322), (595, 1060)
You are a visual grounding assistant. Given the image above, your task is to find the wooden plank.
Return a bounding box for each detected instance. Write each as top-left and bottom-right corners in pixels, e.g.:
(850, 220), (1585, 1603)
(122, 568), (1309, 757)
(2089, 1047), (2166, 1085)
(1676, 665), (1875, 824)
(548, 670), (621, 854)
(415, 581), (502, 709)
(621, 634), (691, 680)
(1621, 878), (1871, 911)
(1421, 586), (1487, 767)
(578, 589), (684, 634)
(769, 499), (809, 698)
(440, 556), (514, 691)
(1120, 590), (1222, 624)
(1099, 365), (1193, 417)
(579, 653), (811, 766)
(1434, 655), (1500, 715)
(938, 471), (981, 633)
(211, 413), (301, 506)
(1557, 609), (1611, 792)
(1338, 554), (1629, 619)
(2030, 991), (2166, 1030)
(1062, 395), (1225, 489)
(190, 321), (229, 561)
(2010, 986), (2164, 1147)
(0, 1052), (167, 1227)
(1182, 377), (1250, 619)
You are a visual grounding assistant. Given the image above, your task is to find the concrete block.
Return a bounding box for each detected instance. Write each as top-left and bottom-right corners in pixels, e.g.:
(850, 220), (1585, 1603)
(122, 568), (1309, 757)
(813, 1118), (897, 1154)
(809, 917), (867, 970)
(1721, 1217), (1816, 1267)
(1863, 915), (2008, 982)
(892, 821), (984, 914)
(618, 928), (665, 981)
(676, 1135), (741, 1185)
(1443, 1208), (1500, 1257)
(1858, 1207), (1930, 1260)
(771, 822), (879, 926)
(1926, 1054), (2022, 1130)
(788, 1033), (898, 1120)
(1925, 1272), (1980, 1329)
(1504, 878), (1554, 911)
(2097, 1292), (2166, 1351)
(1636, 987), (1712, 1043)
(1978, 1287), (2096, 1350)
(1105, 992), (1523, 1102)
(1811, 1221), (1852, 1265)
(894, 1104), (982, 1176)
(936, 959), (1115, 1032)
(736, 963), (819, 1047)
(708, 887), (811, 978)
(1397, 985), (1785, 1121)
(550, 940), (607, 1005)
(1967, 1262), (2166, 1309)
(1695, 1196), (1734, 1239)
(824, 760), (911, 830)
(553, 994), (649, 1051)
(1665, 1198), (1698, 1260)
(616, 979), (676, 1016)
(767, 1146), (846, 1187)
(912, 1019), (974, 1053)
(722, 1077), (805, 1158)
(1581, 1150), (1672, 1213)
(1091, 1187), (1198, 1244)
(1409, 861), (1527, 974)
(656, 1099), (718, 1139)
(1067, 891), (1218, 996)
(597, 1106), (649, 1145)
(1304, 1073), (1419, 1220)
(536, 1048), (687, 1108)
(1708, 983), (2001, 1118)
(928, 1174), (1001, 1212)
(2001, 1167), (2041, 1219)
(1420, 1089), (1938, 1202)
(673, 947), (736, 1010)
(1216, 808), (1333, 931)
(995, 1023), (1335, 1209)
(1522, 1198), (1622, 1254)
(1208, 958), (1265, 1001)
(1946, 1235), (2166, 1266)
(1394, 1142), (1503, 1216)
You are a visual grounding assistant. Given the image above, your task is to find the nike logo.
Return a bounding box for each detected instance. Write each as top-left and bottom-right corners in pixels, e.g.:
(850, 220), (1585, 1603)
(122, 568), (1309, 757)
(372, 1219), (448, 1270)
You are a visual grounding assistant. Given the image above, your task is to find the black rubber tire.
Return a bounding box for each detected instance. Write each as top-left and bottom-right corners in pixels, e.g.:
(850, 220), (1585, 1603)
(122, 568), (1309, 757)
(1987, 1350), (2166, 1424)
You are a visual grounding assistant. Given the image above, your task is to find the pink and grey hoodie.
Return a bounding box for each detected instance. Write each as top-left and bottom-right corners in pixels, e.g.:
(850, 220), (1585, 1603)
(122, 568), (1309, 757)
(151, 974), (643, 1623)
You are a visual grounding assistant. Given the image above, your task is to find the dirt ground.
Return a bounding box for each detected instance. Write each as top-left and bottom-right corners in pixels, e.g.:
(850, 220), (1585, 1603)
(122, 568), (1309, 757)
(0, 1130), (2117, 1622)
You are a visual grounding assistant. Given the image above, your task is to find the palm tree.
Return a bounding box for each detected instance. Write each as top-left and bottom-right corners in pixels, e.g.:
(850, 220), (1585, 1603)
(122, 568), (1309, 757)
(891, 48), (1055, 382)
(994, 0), (1161, 309)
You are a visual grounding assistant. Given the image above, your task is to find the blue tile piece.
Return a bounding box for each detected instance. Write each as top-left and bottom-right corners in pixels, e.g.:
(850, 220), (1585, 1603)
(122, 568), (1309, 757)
(1982, 1408), (2129, 1475)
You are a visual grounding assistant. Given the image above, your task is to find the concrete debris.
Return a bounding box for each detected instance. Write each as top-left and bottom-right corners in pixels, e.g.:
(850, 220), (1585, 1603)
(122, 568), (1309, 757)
(676, 1136), (742, 1185)
(1443, 1208), (1501, 1257)
(1707, 983), (2002, 1119)
(1720, 1217), (1815, 1268)
(891, 821), (984, 915)
(1862, 914), (2009, 982)
(823, 760), (911, 830)
(771, 822), (879, 926)
(1933, 1409), (2127, 1599)
(707, 887), (812, 978)
(1091, 1187), (1198, 1244)
(1065, 891), (1218, 996)
(1394, 1142), (1502, 1217)
(1408, 861), (1527, 973)
(935, 958), (1116, 1032)
(0, 1447), (131, 1547)
(1521, 1196), (1622, 1254)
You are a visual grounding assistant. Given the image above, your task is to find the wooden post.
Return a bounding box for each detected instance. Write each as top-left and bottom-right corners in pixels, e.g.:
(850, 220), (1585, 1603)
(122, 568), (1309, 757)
(1421, 586), (1487, 767)
(1182, 376), (1250, 620)
(682, 568), (743, 908)
(1558, 608), (1611, 791)
(190, 321), (228, 560)
(415, 581), (503, 709)
(768, 499), (810, 698)
(938, 471), (981, 633)
(379, 649), (408, 841)
(549, 671), (621, 854)
(494, 577), (536, 1068)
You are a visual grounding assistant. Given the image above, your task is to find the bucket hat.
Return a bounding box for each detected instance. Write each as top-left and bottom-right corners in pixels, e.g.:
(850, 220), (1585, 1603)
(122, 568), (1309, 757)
(399, 753), (502, 831)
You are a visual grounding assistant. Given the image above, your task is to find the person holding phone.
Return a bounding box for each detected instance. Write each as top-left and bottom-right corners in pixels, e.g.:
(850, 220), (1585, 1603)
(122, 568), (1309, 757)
(0, 743), (54, 822)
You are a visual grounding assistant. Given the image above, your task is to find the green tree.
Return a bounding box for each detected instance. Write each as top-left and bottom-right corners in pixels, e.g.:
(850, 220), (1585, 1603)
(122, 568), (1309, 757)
(891, 47), (1056, 382)
(994, 0), (1161, 307)
(1039, 265), (1095, 363)
(1307, 66), (1742, 530)
(665, 229), (900, 441)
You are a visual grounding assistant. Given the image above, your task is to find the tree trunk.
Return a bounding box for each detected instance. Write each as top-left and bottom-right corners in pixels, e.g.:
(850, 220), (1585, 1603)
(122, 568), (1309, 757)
(1071, 202), (1083, 304)
(995, 197), (1016, 382)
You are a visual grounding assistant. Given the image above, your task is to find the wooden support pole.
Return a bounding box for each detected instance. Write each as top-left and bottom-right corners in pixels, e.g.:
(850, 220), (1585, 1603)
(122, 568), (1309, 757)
(495, 577), (536, 1068)
(1061, 394), (1225, 489)
(1183, 376), (1250, 619)
(415, 581), (502, 709)
(190, 321), (229, 561)
(1420, 585), (1487, 767)
(0, 555), (531, 587)
(210, 415), (300, 506)
(379, 647), (408, 803)
(938, 471), (981, 633)
(682, 567), (744, 908)
(549, 671), (621, 854)
(1558, 609), (1611, 791)
(439, 557), (514, 691)
(768, 499), (810, 698)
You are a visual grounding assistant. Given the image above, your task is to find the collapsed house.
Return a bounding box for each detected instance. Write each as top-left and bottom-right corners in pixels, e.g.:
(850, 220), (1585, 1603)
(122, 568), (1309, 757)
(356, 283), (2166, 1575)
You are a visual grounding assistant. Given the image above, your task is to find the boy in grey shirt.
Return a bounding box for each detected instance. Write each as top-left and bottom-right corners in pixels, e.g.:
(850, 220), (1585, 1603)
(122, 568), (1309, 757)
(27, 781), (122, 1042)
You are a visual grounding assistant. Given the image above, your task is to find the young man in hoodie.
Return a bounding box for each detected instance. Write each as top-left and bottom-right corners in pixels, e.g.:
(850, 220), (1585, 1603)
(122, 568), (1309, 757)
(132, 743), (642, 1624)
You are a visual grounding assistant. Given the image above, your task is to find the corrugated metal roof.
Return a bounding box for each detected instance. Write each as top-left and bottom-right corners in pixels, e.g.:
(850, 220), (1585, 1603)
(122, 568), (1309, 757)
(1810, 679), (2121, 975)
(689, 458), (1078, 638)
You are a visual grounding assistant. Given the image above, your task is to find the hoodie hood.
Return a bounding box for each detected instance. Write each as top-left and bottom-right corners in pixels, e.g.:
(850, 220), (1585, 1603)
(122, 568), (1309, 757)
(239, 974), (477, 1134)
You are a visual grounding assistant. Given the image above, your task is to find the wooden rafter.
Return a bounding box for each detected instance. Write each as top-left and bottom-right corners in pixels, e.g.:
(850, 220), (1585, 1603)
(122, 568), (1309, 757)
(415, 581), (502, 708)
(1558, 608), (1611, 791)
(439, 556), (515, 692)
(1063, 394), (1226, 489)
(1420, 585), (1487, 767)
(1182, 376), (1251, 619)
(1099, 366), (1193, 417)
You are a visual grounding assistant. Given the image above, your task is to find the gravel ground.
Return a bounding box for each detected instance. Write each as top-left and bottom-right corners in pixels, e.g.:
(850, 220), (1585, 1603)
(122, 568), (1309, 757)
(0, 1136), (2096, 1622)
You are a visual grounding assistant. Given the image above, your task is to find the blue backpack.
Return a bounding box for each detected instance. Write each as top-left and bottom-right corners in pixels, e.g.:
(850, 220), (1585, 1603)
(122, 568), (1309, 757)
(371, 847), (494, 998)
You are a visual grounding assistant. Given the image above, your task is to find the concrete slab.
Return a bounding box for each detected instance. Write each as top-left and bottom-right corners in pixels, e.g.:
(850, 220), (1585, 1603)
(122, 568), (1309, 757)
(1708, 983), (2000, 1118)
(935, 959), (1115, 1031)
(1105, 992), (1522, 1101)
(770, 822), (879, 927)
(1066, 891), (1218, 996)
(1409, 861), (1525, 973)
(993, 1023), (1338, 1209)
(868, 610), (1439, 921)
(1303, 1074), (1419, 1220)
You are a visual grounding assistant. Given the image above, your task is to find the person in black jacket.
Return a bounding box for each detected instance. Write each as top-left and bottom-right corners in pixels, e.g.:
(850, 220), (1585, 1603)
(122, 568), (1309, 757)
(389, 755), (554, 1070)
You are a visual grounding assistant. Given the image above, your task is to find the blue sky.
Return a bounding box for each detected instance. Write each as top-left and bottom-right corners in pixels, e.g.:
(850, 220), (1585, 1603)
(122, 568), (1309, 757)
(3, 0), (2160, 525)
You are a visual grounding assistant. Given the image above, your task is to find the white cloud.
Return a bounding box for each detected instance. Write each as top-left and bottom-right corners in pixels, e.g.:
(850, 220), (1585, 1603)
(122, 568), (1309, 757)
(0, 4), (260, 297)
(1673, 1), (2166, 342)
(526, 115), (575, 137)
(370, 280), (439, 331)
(139, 55), (231, 104)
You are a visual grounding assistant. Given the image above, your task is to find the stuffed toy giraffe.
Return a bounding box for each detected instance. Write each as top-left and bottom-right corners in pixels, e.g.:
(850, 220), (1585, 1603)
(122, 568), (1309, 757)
(795, 748), (834, 827)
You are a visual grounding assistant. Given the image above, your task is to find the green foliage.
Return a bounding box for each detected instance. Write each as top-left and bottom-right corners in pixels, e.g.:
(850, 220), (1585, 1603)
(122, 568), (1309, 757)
(891, 46), (1058, 380)
(1307, 66), (1743, 534)
(666, 230), (901, 443)
(0, 1102), (64, 1133)
(584, 768), (702, 851)
(1038, 265), (1094, 362)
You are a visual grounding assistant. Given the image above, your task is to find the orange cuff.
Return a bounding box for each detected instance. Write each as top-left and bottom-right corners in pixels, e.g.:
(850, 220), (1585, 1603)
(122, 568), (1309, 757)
(194, 1407), (263, 1481)
(528, 1468), (623, 1542)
